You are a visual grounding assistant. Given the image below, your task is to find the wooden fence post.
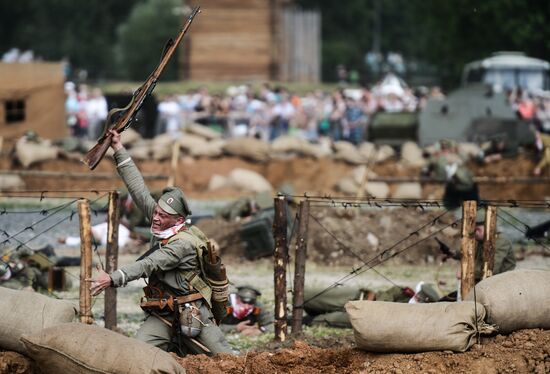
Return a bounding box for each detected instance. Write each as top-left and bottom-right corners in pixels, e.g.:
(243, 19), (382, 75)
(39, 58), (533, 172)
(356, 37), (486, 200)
(482, 206), (497, 280)
(291, 199), (309, 335)
(273, 195), (288, 342)
(460, 200), (477, 300)
(105, 191), (120, 330)
(78, 199), (93, 324)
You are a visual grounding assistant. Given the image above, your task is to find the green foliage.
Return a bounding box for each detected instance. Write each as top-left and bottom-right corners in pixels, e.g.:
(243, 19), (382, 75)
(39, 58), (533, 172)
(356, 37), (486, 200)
(297, 0), (550, 88)
(0, 0), (140, 79)
(114, 0), (183, 81)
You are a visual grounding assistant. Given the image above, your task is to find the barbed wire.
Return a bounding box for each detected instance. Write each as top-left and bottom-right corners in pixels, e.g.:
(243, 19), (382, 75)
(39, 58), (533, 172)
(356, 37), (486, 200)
(299, 210), (458, 307)
(497, 210), (550, 253)
(1, 194), (109, 283)
(285, 194), (550, 209)
(308, 213), (401, 288)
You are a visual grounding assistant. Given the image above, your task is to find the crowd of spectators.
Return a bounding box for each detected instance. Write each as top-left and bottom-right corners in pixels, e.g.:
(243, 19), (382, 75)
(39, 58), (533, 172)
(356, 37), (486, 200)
(154, 75), (439, 145)
(63, 75), (550, 146)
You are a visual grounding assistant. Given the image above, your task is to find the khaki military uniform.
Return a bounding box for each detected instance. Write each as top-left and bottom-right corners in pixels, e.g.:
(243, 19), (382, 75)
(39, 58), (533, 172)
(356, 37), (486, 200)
(452, 235), (516, 281)
(303, 285), (413, 328)
(111, 149), (233, 355)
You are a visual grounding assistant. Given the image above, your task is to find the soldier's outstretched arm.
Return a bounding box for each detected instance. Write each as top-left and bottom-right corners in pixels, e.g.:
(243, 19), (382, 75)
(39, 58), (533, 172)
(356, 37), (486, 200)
(109, 129), (156, 220)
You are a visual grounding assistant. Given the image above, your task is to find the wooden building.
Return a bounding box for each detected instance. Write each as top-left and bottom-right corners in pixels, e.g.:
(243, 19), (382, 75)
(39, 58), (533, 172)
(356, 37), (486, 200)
(182, 0), (320, 82)
(0, 62), (67, 141)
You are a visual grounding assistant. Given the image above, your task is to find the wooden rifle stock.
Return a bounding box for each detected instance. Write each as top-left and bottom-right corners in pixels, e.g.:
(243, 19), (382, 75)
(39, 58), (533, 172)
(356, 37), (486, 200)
(82, 6), (200, 170)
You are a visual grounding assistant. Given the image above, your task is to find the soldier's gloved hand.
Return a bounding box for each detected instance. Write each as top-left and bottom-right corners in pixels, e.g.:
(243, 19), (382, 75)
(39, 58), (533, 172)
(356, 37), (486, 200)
(241, 327), (262, 337)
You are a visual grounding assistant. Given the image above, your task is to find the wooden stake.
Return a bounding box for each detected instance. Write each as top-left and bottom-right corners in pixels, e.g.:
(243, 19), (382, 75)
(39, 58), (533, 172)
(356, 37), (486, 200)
(273, 195), (288, 342)
(78, 199), (94, 324)
(105, 191), (120, 330)
(482, 206), (497, 280)
(291, 199), (309, 334)
(167, 141), (180, 187)
(460, 200), (477, 300)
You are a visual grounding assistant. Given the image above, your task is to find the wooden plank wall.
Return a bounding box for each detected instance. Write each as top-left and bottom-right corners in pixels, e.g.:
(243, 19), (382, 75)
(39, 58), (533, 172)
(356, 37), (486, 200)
(183, 0), (276, 81)
(182, 0), (320, 83)
(279, 8), (321, 83)
(0, 63), (67, 140)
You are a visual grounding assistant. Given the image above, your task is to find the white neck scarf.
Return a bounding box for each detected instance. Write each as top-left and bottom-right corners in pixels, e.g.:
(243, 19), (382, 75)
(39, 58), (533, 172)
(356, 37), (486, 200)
(151, 222), (186, 239)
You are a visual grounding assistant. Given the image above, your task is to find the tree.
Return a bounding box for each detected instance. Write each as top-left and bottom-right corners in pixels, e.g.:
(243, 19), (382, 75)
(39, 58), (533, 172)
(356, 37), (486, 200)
(114, 0), (183, 81)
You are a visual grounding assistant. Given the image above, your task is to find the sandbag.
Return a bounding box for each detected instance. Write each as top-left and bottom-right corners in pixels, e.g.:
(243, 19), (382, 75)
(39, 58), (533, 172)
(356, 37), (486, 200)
(223, 138), (270, 162)
(127, 140), (152, 160)
(375, 145), (396, 163)
(0, 287), (76, 354)
(346, 300), (494, 353)
(271, 136), (321, 158)
(179, 133), (209, 155)
(186, 122), (222, 140)
(15, 141), (58, 168)
(120, 128), (142, 146)
(0, 175), (26, 190)
(151, 133), (176, 160)
(358, 142), (377, 160)
(191, 139), (225, 158)
(392, 182), (423, 199)
(364, 182), (390, 199)
(21, 323), (185, 374)
(400, 141), (426, 167)
(335, 177), (358, 195)
(208, 174), (229, 190)
(465, 269), (550, 334)
(228, 168), (272, 193)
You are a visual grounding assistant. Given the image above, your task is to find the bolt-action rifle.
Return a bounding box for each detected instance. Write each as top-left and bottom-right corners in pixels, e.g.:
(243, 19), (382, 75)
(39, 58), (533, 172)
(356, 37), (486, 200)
(82, 6), (200, 170)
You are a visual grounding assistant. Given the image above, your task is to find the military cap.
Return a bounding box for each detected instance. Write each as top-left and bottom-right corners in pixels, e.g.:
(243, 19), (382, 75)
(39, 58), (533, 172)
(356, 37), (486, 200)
(158, 187), (191, 217)
(417, 283), (442, 303)
(237, 286), (261, 304)
(475, 209), (486, 225)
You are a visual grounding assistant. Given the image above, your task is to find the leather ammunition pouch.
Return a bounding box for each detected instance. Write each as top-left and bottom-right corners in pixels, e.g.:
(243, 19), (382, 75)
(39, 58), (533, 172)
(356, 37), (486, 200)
(140, 285), (203, 313)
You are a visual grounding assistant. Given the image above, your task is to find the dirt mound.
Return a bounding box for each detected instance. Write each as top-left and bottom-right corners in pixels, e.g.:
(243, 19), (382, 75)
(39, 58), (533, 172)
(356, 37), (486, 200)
(196, 207), (460, 266)
(0, 351), (34, 374)
(175, 329), (550, 374)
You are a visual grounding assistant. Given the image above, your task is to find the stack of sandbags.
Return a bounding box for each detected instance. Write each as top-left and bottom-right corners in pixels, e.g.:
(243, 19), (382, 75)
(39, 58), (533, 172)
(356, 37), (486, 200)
(346, 300), (495, 353)
(271, 135), (325, 159)
(223, 138), (270, 162)
(0, 287), (76, 354)
(21, 323), (185, 374)
(14, 139), (58, 168)
(227, 168), (273, 193)
(465, 269), (550, 334)
(333, 141), (365, 165)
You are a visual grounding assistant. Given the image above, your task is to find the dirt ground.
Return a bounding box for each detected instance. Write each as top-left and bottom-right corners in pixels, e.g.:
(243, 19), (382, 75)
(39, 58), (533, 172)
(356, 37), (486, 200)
(2, 329), (549, 374)
(175, 329), (550, 374)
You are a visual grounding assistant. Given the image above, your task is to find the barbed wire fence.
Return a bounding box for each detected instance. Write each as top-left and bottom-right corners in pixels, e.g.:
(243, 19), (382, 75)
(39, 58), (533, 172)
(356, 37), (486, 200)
(275, 194), (550, 339)
(0, 190), (115, 321)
